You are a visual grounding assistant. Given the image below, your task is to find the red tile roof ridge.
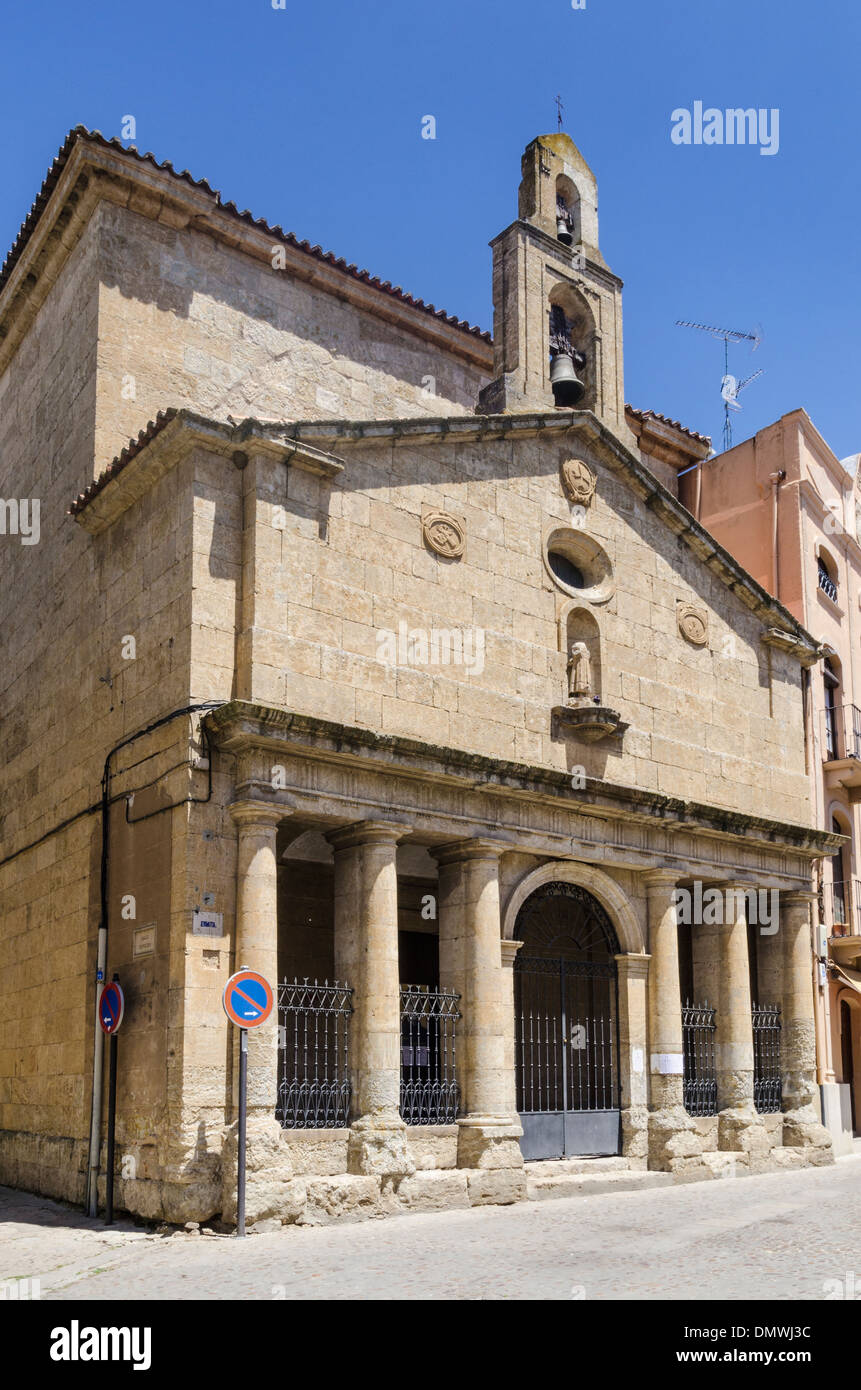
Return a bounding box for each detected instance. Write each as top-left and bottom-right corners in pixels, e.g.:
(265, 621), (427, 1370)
(626, 404), (711, 445)
(2, 127), (492, 344)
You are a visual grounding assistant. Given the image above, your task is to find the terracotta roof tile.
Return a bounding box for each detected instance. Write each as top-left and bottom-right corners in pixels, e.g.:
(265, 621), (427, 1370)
(68, 409), (179, 516)
(626, 405), (711, 446)
(1, 127), (491, 343)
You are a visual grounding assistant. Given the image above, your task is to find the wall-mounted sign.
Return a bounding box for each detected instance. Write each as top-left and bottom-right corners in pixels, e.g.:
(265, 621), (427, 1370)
(192, 909), (223, 937)
(133, 924), (156, 958)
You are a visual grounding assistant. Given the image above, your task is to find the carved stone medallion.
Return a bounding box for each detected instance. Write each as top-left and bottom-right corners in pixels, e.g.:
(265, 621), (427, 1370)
(560, 458), (596, 507)
(677, 602), (708, 646)
(422, 509), (466, 559)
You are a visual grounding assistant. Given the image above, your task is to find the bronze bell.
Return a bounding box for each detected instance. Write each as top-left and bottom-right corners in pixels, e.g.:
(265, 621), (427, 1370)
(556, 215), (573, 245)
(550, 351), (586, 407)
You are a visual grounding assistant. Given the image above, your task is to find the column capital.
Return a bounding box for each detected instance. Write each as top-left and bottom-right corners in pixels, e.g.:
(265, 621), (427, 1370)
(229, 799), (289, 829)
(642, 869), (679, 893)
(500, 938), (524, 969)
(781, 890), (817, 907)
(431, 837), (510, 866)
(615, 952), (651, 980)
(326, 819), (407, 852)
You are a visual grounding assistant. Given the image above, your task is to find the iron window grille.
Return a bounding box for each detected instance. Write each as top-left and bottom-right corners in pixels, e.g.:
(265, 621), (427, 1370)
(752, 1002), (782, 1114)
(276, 978), (353, 1129)
(399, 985), (460, 1126)
(682, 1001), (718, 1117)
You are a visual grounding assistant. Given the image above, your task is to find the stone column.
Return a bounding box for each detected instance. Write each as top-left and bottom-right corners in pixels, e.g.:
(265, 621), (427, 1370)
(327, 820), (414, 1178)
(644, 871), (701, 1172)
(434, 840), (524, 1186)
(712, 883), (769, 1158)
(222, 800), (293, 1225)
(500, 939), (523, 1121)
(615, 953), (650, 1168)
(229, 801), (285, 1111)
(781, 891), (833, 1160)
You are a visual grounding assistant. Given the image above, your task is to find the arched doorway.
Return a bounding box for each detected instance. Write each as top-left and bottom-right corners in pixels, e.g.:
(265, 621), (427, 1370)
(514, 881), (621, 1159)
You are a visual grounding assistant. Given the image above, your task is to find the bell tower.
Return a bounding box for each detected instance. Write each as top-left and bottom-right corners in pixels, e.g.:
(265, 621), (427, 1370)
(479, 133), (632, 442)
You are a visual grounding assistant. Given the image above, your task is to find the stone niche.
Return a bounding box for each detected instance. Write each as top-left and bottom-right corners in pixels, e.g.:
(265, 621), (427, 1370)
(553, 604), (627, 742)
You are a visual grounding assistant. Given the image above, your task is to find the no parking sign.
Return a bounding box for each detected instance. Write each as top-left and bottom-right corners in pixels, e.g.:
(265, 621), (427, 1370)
(222, 968), (274, 1239)
(222, 969), (274, 1028)
(98, 980), (125, 1034)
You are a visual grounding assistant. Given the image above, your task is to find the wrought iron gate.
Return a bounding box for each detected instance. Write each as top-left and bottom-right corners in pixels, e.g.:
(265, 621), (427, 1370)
(400, 985), (460, 1125)
(682, 1001), (718, 1116)
(276, 978), (353, 1128)
(752, 1002), (782, 1114)
(514, 883), (621, 1159)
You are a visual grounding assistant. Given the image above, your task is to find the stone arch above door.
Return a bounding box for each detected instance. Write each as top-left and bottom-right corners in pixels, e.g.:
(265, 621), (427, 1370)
(502, 860), (645, 955)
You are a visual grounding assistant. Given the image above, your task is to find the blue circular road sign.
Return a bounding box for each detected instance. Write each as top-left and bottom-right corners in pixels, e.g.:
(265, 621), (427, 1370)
(98, 981), (125, 1035)
(222, 970), (274, 1029)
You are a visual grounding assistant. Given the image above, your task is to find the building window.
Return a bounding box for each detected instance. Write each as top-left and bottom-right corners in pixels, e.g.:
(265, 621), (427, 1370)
(824, 659), (839, 759)
(831, 815), (848, 928)
(818, 555), (838, 602)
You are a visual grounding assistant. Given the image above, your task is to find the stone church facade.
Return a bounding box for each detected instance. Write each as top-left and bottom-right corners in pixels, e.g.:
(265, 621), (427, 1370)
(0, 128), (837, 1225)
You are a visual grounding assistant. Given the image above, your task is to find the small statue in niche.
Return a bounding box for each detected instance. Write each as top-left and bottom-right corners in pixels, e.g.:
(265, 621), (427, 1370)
(567, 641), (592, 702)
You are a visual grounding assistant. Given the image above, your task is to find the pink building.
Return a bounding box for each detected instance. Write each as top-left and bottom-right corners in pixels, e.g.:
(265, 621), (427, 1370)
(680, 409), (861, 1153)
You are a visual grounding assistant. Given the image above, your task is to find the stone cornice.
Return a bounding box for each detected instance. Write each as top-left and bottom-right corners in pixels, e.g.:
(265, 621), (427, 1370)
(69, 409), (345, 534)
(203, 701), (841, 859)
(487, 218), (619, 287)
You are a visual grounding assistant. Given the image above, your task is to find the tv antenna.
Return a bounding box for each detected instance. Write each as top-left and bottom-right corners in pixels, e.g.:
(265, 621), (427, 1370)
(676, 320), (763, 451)
(555, 94), (564, 131)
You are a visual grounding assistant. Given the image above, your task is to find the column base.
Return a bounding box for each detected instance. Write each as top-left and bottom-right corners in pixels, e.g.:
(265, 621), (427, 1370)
(621, 1105), (650, 1165)
(221, 1115), (300, 1227)
(456, 1116), (524, 1171)
(781, 1106), (835, 1162)
(347, 1113), (415, 1179)
(717, 1105), (770, 1158)
(648, 1107), (703, 1172)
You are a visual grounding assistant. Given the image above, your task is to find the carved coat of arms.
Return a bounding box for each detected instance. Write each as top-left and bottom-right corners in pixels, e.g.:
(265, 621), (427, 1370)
(677, 602), (709, 646)
(422, 510), (466, 558)
(560, 458), (596, 507)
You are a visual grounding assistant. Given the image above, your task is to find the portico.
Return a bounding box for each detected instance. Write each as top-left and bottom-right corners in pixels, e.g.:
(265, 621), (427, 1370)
(210, 701), (834, 1223)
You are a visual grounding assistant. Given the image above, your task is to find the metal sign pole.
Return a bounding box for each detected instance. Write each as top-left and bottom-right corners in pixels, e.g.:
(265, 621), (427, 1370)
(237, 1027), (248, 1238)
(105, 1030), (118, 1225)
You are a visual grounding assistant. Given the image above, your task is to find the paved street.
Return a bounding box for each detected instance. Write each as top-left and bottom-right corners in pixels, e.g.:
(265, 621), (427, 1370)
(1, 1156), (859, 1301)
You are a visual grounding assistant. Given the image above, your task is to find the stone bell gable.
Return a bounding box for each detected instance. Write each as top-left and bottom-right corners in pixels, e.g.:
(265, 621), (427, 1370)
(479, 133), (631, 444)
(72, 403), (819, 826)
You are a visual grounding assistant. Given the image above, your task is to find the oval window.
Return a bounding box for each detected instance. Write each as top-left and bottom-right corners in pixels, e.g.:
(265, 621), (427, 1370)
(542, 526), (614, 603)
(548, 550), (585, 590)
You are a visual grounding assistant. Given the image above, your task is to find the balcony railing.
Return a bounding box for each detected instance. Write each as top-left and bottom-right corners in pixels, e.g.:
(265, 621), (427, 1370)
(824, 879), (861, 933)
(822, 703), (861, 762)
(818, 565), (838, 602)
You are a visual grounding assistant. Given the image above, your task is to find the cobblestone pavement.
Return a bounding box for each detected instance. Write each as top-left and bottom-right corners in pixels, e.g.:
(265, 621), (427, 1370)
(2, 1157), (859, 1301)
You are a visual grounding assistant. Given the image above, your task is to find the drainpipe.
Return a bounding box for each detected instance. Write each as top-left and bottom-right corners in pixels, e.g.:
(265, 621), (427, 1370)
(85, 702), (224, 1217)
(768, 470), (786, 599)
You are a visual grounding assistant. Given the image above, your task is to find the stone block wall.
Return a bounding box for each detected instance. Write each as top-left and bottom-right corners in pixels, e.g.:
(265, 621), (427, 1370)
(186, 428), (810, 825)
(92, 203), (490, 472)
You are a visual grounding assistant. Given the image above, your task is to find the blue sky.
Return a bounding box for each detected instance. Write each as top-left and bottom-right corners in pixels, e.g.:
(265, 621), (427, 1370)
(1, 0), (858, 457)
